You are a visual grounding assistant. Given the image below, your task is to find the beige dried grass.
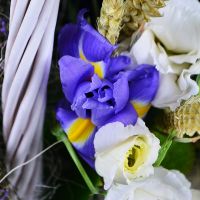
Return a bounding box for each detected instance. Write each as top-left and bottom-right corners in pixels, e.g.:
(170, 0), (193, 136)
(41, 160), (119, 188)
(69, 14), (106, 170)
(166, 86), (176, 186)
(163, 95), (200, 139)
(97, 0), (125, 44)
(122, 0), (166, 37)
(98, 0), (166, 43)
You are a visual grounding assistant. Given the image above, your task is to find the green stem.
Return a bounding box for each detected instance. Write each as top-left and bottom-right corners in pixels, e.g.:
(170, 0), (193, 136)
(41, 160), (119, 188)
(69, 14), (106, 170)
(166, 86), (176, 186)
(196, 74), (200, 95)
(53, 128), (99, 195)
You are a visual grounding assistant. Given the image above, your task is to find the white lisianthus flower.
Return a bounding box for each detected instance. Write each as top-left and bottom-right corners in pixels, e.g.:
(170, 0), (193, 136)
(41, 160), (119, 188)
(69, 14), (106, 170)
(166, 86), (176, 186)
(94, 119), (160, 190)
(105, 167), (193, 200)
(130, 0), (200, 110)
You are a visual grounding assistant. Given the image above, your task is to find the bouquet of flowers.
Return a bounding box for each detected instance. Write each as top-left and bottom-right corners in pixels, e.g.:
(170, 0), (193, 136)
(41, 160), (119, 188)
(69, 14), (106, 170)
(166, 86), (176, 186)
(53, 0), (200, 199)
(1, 0), (200, 199)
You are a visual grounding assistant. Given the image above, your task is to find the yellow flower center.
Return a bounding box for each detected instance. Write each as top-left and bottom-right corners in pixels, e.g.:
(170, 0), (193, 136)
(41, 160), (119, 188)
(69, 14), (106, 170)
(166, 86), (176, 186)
(124, 136), (149, 174)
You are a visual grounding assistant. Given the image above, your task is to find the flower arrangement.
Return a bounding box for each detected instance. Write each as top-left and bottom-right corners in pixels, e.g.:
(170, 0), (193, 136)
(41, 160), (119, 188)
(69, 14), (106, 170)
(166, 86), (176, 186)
(53, 0), (200, 199)
(1, 0), (200, 199)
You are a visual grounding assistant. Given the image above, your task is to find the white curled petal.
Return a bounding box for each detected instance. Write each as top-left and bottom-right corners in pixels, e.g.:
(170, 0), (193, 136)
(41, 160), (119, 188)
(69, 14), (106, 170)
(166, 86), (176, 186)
(129, 0), (200, 110)
(106, 167), (193, 200)
(169, 52), (198, 65)
(94, 122), (132, 153)
(130, 30), (155, 66)
(131, 30), (180, 74)
(178, 71), (199, 98)
(154, 168), (191, 199)
(95, 151), (122, 190)
(94, 119), (150, 153)
(148, 0), (200, 53)
(105, 183), (136, 200)
(152, 74), (182, 110)
(94, 122), (133, 189)
(129, 28), (200, 110)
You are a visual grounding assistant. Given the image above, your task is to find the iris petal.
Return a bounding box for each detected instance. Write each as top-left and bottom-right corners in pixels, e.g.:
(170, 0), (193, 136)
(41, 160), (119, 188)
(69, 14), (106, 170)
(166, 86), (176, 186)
(58, 9), (117, 79)
(77, 9), (116, 62)
(128, 64), (159, 117)
(91, 102), (114, 127)
(58, 9), (115, 77)
(98, 89), (113, 102)
(79, 51), (106, 78)
(68, 117), (96, 168)
(131, 102), (151, 118)
(56, 99), (96, 168)
(58, 24), (81, 58)
(113, 76), (129, 113)
(89, 75), (103, 91)
(129, 65), (159, 102)
(106, 103), (138, 126)
(59, 56), (94, 103)
(71, 82), (91, 118)
(56, 99), (77, 131)
(105, 55), (131, 77)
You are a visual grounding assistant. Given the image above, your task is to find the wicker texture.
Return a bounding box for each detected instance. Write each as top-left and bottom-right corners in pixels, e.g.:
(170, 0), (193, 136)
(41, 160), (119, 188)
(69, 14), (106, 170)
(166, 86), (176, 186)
(2, 0), (60, 199)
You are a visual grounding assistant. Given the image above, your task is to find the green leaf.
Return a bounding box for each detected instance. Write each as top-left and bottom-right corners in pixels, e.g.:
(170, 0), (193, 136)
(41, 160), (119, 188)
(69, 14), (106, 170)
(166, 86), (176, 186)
(154, 132), (195, 174)
(154, 130), (176, 167)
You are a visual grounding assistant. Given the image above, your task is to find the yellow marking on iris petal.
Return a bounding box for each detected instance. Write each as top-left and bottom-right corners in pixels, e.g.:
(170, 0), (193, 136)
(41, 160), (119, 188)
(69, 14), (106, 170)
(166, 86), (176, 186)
(91, 62), (104, 79)
(124, 136), (149, 174)
(79, 51), (104, 79)
(79, 51), (87, 61)
(68, 118), (95, 143)
(131, 101), (151, 118)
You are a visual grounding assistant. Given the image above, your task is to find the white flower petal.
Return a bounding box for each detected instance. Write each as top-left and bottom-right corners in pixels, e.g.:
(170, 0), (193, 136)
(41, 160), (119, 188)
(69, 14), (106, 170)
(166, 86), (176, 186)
(106, 167), (193, 200)
(94, 119), (150, 153)
(105, 183), (136, 200)
(129, 0), (200, 110)
(169, 52), (198, 65)
(152, 74), (182, 110)
(94, 122), (132, 153)
(94, 119), (160, 190)
(154, 168), (191, 198)
(130, 30), (156, 66)
(148, 0), (200, 53)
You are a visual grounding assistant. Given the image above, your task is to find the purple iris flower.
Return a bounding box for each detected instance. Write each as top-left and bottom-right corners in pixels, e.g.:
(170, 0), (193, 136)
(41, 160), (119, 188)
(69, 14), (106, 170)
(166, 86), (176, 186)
(0, 189), (9, 200)
(0, 18), (7, 37)
(56, 10), (159, 167)
(71, 74), (135, 127)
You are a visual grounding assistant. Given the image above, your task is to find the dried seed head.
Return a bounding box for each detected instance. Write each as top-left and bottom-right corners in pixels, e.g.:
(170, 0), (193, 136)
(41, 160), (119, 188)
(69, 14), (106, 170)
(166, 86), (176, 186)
(122, 0), (166, 37)
(97, 0), (125, 44)
(163, 95), (200, 138)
